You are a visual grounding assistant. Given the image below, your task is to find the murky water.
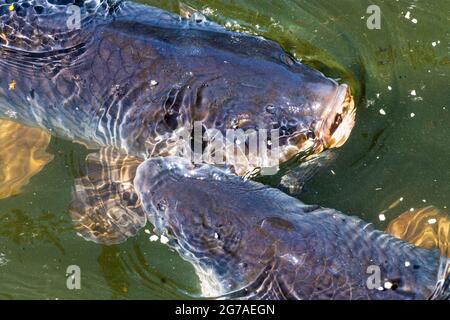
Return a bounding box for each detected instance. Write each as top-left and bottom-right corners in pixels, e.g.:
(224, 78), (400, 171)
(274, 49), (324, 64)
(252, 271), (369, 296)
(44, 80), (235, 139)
(0, 0), (449, 299)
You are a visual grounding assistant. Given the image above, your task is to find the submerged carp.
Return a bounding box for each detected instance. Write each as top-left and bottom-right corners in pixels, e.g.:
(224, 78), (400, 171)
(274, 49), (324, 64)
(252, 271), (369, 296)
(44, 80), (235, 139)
(134, 157), (449, 300)
(0, 0), (355, 176)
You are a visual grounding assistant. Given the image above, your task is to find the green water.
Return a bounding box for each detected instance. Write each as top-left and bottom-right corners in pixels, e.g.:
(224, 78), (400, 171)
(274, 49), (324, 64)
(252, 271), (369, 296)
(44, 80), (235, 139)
(0, 0), (449, 299)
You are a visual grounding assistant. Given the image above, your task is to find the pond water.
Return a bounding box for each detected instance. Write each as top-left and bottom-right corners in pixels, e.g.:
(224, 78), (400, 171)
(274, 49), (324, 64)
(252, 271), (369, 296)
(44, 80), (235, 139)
(0, 0), (448, 299)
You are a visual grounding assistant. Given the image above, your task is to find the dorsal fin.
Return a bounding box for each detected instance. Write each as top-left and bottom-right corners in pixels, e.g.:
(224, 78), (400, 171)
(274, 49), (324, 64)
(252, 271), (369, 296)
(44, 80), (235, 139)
(70, 147), (147, 245)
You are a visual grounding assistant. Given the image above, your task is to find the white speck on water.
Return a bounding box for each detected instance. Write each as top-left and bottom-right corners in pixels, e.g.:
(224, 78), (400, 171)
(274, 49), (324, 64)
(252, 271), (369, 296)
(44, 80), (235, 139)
(201, 7), (215, 16)
(388, 86), (392, 91)
(144, 229), (151, 235)
(160, 235), (169, 244)
(150, 80), (158, 86)
(384, 281), (393, 289)
(411, 18), (418, 24)
(149, 235), (159, 242)
(410, 90), (417, 96)
(376, 93), (381, 98)
(378, 214), (386, 222)
(422, 199), (427, 203)
(400, 197), (404, 201)
(379, 109), (386, 115)
(410, 208), (415, 212)
(375, 187), (382, 191)
(432, 40), (441, 47)
(410, 113), (415, 118)
(331, 170), (336, 175)
(428, 218), (437, 225)
(405, 11), (411, 19)
(405, 261), (411, 267)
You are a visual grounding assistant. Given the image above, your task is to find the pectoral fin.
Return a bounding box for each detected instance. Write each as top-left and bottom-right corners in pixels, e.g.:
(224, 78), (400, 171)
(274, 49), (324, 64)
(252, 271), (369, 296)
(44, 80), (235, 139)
(70, 148), (146, 245)
(0, 119), (53, 199)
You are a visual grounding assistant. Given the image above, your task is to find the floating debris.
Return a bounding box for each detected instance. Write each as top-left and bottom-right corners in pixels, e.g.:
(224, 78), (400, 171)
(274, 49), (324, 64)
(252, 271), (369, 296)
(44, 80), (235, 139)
(387, 86), (392, 91)
(149, 235), (159, 242)
(150, 80), (158, 87)
(379, 109), (386, 115)
(378, 214), (386, 222)
(410, 90), (417, 96)
(410, 113), (415, 118)
(427, 218), (437, 225)
(405, 261), (411, 267)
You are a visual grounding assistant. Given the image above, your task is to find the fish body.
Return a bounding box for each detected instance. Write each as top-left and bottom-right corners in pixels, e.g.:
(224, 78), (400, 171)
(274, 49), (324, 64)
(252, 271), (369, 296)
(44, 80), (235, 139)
(0, 0), (355, 175)
(135, 157), (449, 300)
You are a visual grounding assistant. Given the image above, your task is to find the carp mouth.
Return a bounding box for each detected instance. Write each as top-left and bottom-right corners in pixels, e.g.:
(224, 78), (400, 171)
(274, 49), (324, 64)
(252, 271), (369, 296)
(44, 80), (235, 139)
(279, 84), (356, 163)
(314, 84), (356, 152)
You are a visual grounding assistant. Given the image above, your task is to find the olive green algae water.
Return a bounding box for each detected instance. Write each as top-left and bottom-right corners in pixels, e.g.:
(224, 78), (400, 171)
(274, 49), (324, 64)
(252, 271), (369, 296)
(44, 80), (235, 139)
(0, 0), (449, 299)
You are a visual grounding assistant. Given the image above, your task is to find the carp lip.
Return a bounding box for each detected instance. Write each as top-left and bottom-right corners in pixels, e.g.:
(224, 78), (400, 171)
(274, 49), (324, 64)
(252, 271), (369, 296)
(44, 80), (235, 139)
(279, 84), (356, 164)
(315, 84), (356, 152)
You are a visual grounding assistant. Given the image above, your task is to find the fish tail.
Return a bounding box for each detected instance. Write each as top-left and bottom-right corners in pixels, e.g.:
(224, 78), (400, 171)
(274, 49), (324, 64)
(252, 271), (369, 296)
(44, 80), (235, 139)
(428, 256), (450, 300)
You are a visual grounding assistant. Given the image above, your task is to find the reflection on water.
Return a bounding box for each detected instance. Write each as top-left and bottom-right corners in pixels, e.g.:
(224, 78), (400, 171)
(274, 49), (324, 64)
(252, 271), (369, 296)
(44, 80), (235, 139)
(0, 0), (449, 299)
(0, 120), (53, 199)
